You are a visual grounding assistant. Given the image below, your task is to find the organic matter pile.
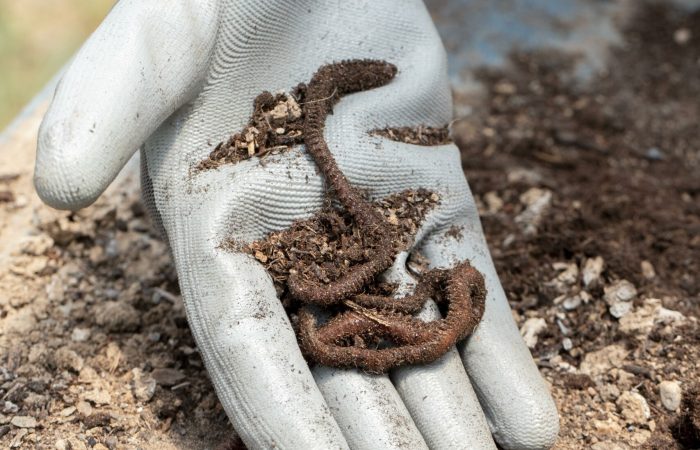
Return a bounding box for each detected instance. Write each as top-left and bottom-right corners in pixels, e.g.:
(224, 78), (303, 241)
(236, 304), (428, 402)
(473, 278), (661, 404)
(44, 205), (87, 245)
(208, 59), (485, 373)
(196, 89), (307, 170)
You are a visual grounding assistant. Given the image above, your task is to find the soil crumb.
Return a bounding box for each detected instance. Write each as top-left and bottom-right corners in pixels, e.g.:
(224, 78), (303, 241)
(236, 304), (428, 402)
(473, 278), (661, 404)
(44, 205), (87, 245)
(371, 125), (452, 146)
(236, 189), (438, 307)
(0, 190), (15, 203)
(196, 86), (307, 170)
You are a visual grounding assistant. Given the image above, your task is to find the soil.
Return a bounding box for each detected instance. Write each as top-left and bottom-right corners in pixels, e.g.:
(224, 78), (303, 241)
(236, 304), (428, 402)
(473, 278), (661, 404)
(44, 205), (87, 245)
(453, 3), (700, 448)
(238, 190), (438, 305)
(371, 125), (452, 146)
(0, 1), (698, 449)
(196, 88), (307, 171)
(673, 385), (700, 448)
(0, 134), (236, 448)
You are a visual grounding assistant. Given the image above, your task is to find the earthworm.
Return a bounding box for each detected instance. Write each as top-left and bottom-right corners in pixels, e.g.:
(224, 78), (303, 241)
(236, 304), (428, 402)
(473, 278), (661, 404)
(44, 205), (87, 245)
(348, 283), (433, 314)
(287, 60), (397, 304)
(278, 59), (486, 371)
(298, 262), (486, 373)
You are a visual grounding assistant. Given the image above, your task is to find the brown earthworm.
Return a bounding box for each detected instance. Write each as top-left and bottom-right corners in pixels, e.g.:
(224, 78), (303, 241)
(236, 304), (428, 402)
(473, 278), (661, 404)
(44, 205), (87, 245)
(284, 60), (486, 372)
(287, 60), (397, 304)
(298, 262), (486, 373)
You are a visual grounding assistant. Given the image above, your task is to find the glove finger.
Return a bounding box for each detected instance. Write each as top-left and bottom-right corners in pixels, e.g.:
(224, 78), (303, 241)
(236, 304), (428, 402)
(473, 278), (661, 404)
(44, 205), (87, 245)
(418, 215), (560, 450)
(307, 254), (426, 449)
(35, 0), (218, 210)
(378, 253), (494, 449)
(313, 367), (428, 450)
(179, 246), (348, 449)
(391, 300), (497, 450)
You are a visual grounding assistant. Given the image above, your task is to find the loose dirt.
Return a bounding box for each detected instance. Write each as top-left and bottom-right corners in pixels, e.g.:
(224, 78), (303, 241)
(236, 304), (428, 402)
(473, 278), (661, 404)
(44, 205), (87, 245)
(0, 123), (236, 448)
(453, 3), (699, 448)
(371, 125), (452, 146)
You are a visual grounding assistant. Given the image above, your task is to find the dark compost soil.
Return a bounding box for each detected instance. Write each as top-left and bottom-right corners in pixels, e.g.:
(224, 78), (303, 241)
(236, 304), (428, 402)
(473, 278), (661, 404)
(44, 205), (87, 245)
(237, 190), (439, 304)
(452, 3), (700, 448)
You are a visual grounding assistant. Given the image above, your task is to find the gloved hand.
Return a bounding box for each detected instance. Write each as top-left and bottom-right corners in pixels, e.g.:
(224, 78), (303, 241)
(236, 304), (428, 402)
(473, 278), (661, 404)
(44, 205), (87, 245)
(34, 1), (559, 448)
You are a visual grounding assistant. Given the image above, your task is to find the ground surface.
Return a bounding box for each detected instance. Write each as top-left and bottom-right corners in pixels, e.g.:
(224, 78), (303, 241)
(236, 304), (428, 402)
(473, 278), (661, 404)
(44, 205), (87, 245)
(0, 2), (699, 450)
(454, 3), (700, 448)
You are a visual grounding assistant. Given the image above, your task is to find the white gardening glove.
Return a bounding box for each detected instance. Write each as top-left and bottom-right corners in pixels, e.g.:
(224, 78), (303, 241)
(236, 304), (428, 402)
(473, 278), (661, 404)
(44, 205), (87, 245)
(34, 1), (559, 448)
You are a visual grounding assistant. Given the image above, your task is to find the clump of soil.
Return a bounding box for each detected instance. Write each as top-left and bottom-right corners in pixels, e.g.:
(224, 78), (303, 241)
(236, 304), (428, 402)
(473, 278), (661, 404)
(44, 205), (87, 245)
(0, 191), (14, 203)
(197, 87), (307, 170)
(371, 125), (452, 146)
(238, 189), (439, 306)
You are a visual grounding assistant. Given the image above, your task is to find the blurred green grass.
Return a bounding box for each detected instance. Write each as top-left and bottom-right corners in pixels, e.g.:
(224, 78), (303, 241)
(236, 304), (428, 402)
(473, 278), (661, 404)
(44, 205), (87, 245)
(0, 0), (113, 129)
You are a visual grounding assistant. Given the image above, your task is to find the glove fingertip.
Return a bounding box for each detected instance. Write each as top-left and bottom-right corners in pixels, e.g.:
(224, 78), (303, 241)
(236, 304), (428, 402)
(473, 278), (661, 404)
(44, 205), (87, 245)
(34, 118), (120, 210)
